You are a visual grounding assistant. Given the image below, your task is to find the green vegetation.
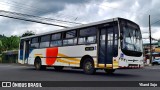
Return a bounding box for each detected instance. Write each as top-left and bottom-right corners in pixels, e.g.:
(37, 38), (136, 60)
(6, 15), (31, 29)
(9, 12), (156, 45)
(0, 54), (2, 63)
(21, 31), (35, 37)
(0, 31), (35, 54)
(0, 35), (20, 53)
(0, 31), (35, 63)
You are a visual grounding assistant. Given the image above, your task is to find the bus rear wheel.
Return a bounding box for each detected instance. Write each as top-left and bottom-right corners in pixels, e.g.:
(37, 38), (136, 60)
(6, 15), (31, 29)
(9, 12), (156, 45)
(104, 69), (115, 74)
(34, 58), (46, 70)
(83, 58), (96, 74)
(54, 66), (64, 71)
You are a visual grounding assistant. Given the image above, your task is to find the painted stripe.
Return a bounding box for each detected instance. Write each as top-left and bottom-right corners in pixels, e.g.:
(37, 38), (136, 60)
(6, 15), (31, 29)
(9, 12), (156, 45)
(57, 58), (69, 64)
(35, 54), (42, 55)
(113, 59), (119, 69)
(98, 64), (105, 68)
(58, 53), (80, 62)
(34, 54), (43, 58)
(113, 59), (119, 68)
(65, 57), (80, 62)
(106, 64), (112, 67)
(34, 55), (43, 56)
(57, 58), (79, 65)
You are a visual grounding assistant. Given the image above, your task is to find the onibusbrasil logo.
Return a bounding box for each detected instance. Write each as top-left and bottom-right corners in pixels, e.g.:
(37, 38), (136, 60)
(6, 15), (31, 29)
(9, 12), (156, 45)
(2, 82), (42, 87)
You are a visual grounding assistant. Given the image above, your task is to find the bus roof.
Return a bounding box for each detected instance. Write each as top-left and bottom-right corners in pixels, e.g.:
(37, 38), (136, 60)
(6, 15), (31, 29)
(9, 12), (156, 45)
(21, 17), (120, 40)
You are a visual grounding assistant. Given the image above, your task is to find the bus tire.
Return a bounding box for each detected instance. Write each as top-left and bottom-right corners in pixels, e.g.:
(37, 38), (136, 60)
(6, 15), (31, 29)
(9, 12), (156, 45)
(104, 69), (115, 74)
(83, 58), (96, 74)
(34, 58), (46, 70)
(54, 66), (64, 71)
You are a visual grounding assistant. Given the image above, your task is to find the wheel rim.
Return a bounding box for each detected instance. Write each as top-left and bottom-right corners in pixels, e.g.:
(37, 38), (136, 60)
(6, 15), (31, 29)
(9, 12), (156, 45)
(36, 62), (40, 69)
(85, 61), (93, 72)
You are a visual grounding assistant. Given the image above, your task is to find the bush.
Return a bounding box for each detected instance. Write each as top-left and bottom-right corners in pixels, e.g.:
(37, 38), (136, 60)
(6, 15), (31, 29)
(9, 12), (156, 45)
(0, 54), (2, 63)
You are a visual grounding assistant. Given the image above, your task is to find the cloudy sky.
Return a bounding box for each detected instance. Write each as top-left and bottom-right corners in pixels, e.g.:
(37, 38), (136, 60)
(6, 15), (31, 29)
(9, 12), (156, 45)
(0, 0), (160, 42)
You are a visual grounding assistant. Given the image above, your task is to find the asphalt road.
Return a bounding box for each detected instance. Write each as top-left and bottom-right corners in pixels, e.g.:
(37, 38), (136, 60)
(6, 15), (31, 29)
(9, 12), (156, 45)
(1, 63), (160, 90)
(0, 63), (160, 81)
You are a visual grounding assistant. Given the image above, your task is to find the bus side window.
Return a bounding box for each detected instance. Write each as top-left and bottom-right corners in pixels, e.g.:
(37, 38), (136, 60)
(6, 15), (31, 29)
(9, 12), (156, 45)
(30, 37), (39, 49)
(78, 27), (97, 44)
(63, 30), (77, 46)
(50, 33), (62, 47)
(39, 35), (50, 48)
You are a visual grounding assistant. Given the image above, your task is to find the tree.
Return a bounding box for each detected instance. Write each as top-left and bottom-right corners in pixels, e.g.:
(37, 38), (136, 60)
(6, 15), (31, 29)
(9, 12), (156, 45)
(8, 36), (20, 50)
(0, 35), (20, 52)
(0, 40), (2, 53)
(21, 31), (35, 37)
(0, 31), (36, 54)
(0, 34), (5, 38)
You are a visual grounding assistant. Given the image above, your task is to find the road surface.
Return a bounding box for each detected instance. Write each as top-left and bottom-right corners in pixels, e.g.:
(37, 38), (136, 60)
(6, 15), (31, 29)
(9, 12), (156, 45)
(0, 63), (160, 90)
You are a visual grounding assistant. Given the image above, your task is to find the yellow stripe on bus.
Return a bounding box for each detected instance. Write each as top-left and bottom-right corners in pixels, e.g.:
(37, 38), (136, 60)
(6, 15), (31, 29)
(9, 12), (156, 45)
(56, 58), (79, 65)
(98, 64), (105, 67)
(35, 54), (42, 55)
(113, 59), (119, 68)
(57, 58), (69, 64)
(58, 53), (80, 62)
(98, 64), (113, 68)
(34, 54), (43, 58)
(106, 64), (112, 67)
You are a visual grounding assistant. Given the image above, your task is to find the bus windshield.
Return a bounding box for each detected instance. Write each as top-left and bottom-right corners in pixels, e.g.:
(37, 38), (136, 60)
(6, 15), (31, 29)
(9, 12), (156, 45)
(120, 19), (142, 56)
(122, 26), (142, 52)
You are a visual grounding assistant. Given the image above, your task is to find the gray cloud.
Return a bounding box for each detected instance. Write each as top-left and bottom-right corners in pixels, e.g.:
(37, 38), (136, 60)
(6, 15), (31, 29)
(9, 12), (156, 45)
(7, 0), (91, 16)
(0, 0), (160, 40)
(0, 0), (93, 36)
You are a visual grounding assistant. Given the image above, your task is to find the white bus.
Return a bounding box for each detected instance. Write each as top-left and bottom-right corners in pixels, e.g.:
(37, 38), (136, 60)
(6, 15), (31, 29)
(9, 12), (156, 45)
(18, 18), (143, 74)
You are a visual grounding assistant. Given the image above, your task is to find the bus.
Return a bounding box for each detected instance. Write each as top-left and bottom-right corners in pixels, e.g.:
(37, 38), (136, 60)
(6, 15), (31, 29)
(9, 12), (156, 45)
(18, 17), (144, 74)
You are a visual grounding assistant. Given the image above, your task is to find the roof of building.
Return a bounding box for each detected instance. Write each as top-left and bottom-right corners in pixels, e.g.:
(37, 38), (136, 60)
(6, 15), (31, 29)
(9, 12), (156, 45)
(143, 42), (158, 45)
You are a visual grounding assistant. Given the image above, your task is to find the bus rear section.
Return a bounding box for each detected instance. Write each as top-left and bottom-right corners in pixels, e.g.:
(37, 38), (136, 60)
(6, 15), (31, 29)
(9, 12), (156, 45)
(18, 17), (144, 74)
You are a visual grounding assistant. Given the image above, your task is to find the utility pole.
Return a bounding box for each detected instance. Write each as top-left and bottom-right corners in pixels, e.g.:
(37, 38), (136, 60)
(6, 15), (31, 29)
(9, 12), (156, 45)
(149, 15), (152, 65)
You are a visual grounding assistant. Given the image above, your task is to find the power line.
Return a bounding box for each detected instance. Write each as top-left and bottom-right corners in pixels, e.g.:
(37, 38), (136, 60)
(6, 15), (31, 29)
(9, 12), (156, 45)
(0, 1), (79, 22)
(0, 10), (73, 28)
(151, 19), (160, 25)
(0, 0), (150, 24)
(0, 10), (82, 25)
(0, 14), (68, 28)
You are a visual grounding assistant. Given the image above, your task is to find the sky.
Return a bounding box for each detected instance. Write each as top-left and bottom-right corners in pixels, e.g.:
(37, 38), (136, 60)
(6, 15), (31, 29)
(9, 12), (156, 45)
(0, 0), (160, 43)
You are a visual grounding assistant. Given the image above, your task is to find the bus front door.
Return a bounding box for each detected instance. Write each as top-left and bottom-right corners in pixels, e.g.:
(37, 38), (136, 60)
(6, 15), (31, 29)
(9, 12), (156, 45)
(99, 26), (114, 68)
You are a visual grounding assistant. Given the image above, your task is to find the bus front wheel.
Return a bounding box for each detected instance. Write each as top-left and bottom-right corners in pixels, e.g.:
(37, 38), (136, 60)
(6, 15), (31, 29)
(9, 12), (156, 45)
(83, 58), (96, 74)
(104, 69), (115, 74)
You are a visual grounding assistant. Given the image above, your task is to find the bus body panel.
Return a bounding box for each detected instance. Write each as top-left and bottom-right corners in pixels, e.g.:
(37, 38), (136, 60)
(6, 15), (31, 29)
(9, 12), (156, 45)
(28, 44), (98, 67)
(118, 51), (143, 68)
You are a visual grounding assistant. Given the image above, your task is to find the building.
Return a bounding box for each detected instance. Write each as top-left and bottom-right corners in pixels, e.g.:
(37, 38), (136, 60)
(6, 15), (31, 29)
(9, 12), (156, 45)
(1, 50), (18, 63)
(143, 42), (160, 64)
